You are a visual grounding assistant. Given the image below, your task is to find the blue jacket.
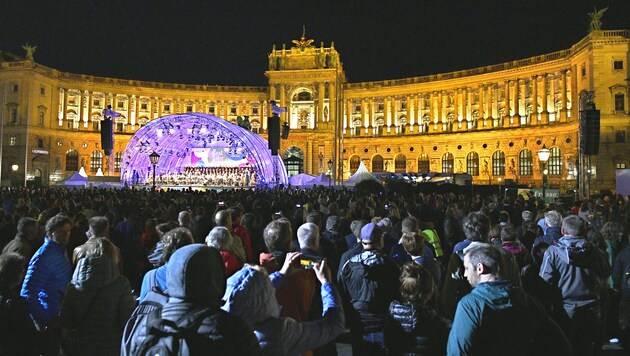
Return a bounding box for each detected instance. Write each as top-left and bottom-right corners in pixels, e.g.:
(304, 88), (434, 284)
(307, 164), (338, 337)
(138, 264), (167, 301)
(532, 226), (562, 248)
(20, 237), (72, 327)
(447, 280), (533, 356)
(223, 266), (345, 355)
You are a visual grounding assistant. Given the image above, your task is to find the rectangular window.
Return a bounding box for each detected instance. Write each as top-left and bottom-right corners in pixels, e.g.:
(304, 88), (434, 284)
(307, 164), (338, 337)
(354, 105), (361, 113)
(37, 138), (44, 148)
(616, 131), (626, 143)
(400, 101), (406, 110)
(9, 137), (16, 146)
(614, 60), (624, 70)
(117, 101), (125, 109)
(186, 105), (193, 112)
(617, 163), (627, 169)
(116, 123), (124, 132)
(209, 106), (215, 114)
(93, 99), (101, 107)
(378, 103), (384, 112)
(164, 104), (171, 112)
(12, 84), (18, 92)
(115, 154), (122, 172)
(141, 103), (148, 110)
(615, 94), (625, 112)
(581, 64), (586, 77)
(230, 107), (237, 115)
(40, 87), (46, 95)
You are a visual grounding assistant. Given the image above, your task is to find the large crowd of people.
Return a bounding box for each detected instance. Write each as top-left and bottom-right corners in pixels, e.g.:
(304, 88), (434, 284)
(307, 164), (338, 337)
(0, 184), (629, 355)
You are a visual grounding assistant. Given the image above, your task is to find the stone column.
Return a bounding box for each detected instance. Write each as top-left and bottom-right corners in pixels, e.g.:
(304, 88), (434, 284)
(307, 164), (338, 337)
(345, 99), (352, 135)
(560, 69), (568, 122)
(413, 94), (419, 131)
(408, 94), (415, 130)
(551, 73), (558, 121)
(519, 78), (527, 123)
(318, 82), (325, 123)
(58, 88), (66, 125)
(513, 80), (520, 123)
(531, 75), (538, 126)
(81, 90), (89, 127)
(279, 85), (287, 124)
(540, 74), (549, 124)
(436, 91), (443, 132)
(86, 91), (93, 129)
(389, 96), (395, 132)
(487, 84), (493, 120)
(130, 95), (137, 129)
(329, 82), (337, 130)
(479, 84), (485, 120)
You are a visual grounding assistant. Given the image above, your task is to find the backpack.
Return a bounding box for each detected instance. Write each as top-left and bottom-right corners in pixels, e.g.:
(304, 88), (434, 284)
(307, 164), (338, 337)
(135, 306), (219, 356)
(121, 289), (168, 356)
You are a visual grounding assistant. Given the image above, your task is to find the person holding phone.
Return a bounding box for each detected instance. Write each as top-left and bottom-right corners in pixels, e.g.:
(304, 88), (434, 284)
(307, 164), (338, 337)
(222, 256), (344, 354)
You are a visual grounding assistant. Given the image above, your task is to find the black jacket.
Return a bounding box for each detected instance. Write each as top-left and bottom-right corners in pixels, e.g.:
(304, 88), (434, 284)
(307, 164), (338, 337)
(339, 249), (400, 331)
(385, 300), (451, 355)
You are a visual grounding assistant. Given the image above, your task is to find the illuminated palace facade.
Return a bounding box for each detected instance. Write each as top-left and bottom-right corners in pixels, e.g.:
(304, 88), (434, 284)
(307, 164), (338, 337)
(0, 30), (629, 196)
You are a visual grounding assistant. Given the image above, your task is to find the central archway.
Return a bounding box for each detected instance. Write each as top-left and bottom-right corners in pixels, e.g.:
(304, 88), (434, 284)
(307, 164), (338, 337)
(120, 113), (288, 187)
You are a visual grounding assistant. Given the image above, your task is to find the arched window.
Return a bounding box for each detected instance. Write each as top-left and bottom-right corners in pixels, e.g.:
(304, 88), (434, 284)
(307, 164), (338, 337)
(90, 150), (103, 173)
(442, 153), (454, 174)
(283, 146), (304, 177)
(548, 147), (562, 175)
(467, 152), (479, 176)
(395, 154), (407, 173)
(417, 153), (429, 173)
(349, 155), (360, 175)
(65, 149), (79, 171)
(519, 149), (533, 176)
(372, 155), (384, 172)
(114, 152), (123, 173)
(492, 150), (506, 176)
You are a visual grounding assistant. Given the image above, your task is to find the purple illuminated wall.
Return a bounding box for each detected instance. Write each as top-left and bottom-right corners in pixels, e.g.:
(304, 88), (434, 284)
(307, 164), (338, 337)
(120, 113), (288, 186)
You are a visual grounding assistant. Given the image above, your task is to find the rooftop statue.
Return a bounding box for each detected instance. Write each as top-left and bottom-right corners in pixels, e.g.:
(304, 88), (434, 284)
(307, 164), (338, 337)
(292, 25), (314, 52)
(588, 7), (608, 31)
(22, 43), (37, 61)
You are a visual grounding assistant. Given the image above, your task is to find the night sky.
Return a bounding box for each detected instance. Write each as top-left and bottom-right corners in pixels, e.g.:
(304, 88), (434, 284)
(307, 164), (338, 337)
(2, 0), (629, 86)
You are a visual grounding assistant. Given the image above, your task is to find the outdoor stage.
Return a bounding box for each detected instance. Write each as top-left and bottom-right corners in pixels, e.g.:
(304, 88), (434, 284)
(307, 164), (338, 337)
(120, 113), (288, 188)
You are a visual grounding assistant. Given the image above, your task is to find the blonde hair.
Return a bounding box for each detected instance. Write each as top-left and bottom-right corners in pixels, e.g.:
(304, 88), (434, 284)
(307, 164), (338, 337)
(81, 237), (119, 264)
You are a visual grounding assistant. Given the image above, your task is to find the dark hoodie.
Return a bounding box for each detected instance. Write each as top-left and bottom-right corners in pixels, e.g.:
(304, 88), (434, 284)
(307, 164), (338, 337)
(123, 244), (261, 355)
(447, 280), (534, 356)
(539, 236), (610, 316)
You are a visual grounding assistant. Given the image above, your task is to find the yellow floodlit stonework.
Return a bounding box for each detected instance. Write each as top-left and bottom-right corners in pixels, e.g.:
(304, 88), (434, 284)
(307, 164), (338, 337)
(0, 30), (628, 195)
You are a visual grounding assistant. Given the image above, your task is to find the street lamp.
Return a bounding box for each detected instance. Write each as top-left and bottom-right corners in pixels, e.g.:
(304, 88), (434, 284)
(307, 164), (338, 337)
(149, 151), (160, 191)
(327, 159), (333, 189)
(537, 144), (550, 203)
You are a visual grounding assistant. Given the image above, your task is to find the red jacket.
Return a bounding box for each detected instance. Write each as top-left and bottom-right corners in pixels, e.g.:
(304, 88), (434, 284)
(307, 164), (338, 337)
(220, 250), (244, 277)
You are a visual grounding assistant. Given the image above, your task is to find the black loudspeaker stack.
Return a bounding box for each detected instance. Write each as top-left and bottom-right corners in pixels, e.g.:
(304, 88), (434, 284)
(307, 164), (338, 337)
(267, 115), (280, 155)
(101, 118), (114, 156)
(281, 122), (290, 139)
(580, 104), (600, 156)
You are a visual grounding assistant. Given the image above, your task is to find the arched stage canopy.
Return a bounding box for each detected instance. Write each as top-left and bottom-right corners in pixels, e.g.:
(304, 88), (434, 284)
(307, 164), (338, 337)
(120, 113), (288, 187)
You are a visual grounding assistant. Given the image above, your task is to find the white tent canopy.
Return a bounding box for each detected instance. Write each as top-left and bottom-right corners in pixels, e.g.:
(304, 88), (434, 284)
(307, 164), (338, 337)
(288, 173), (315, 186)
(55, 171), (87, 189)
(344, 161), (380, 187)
(304, 173), (335, 187)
